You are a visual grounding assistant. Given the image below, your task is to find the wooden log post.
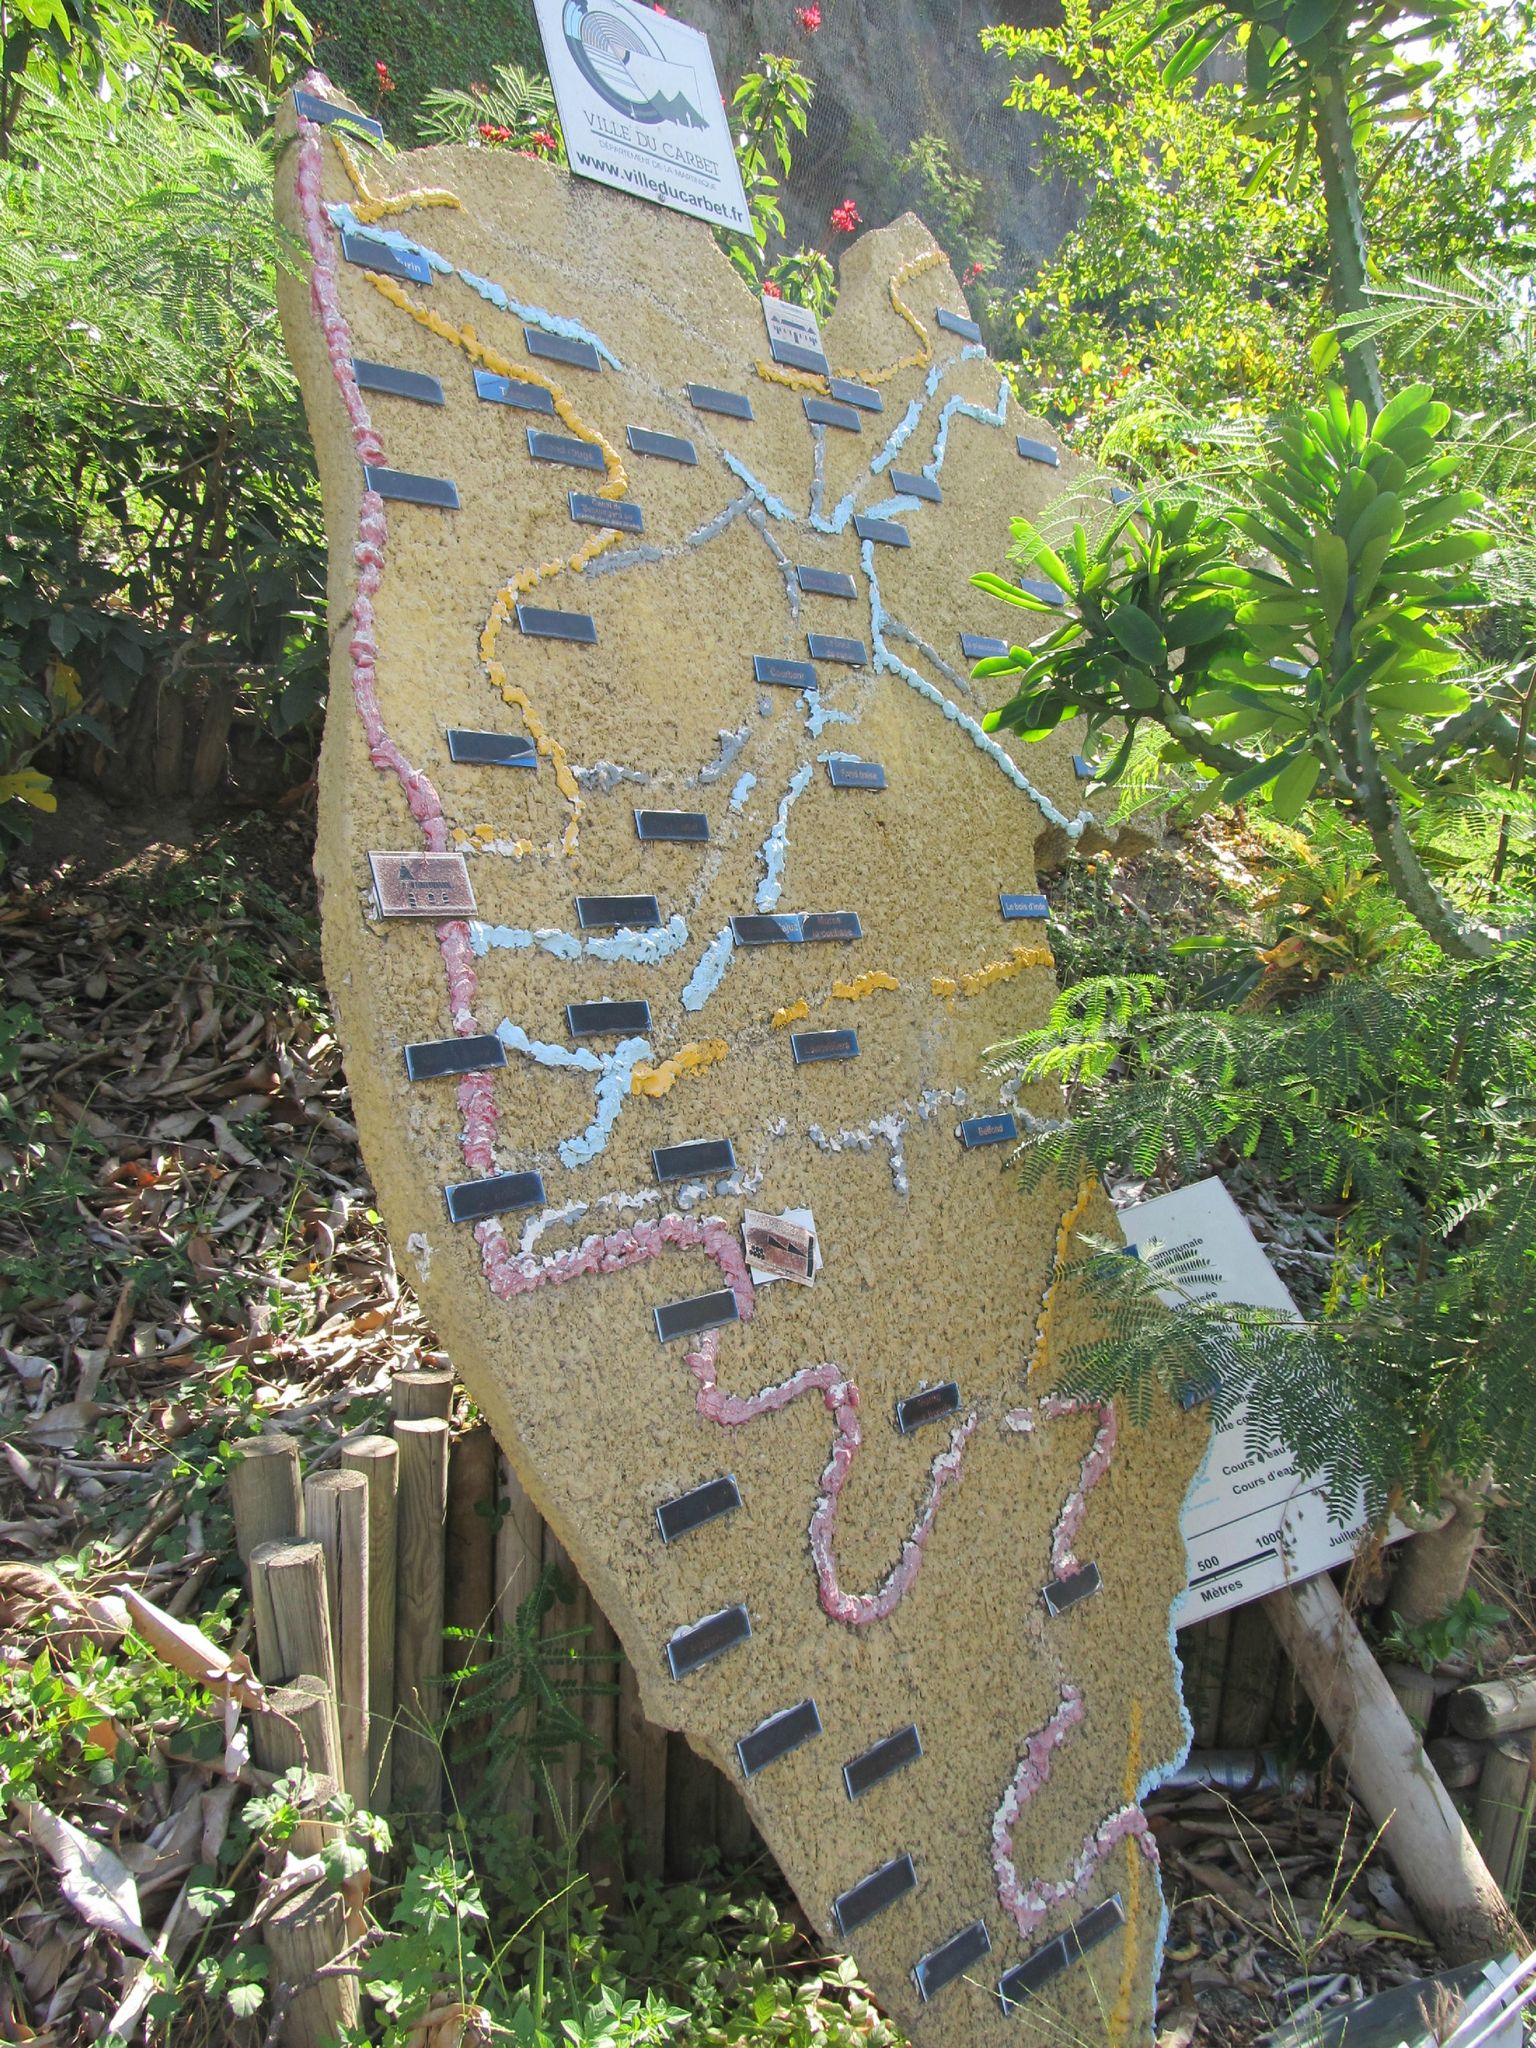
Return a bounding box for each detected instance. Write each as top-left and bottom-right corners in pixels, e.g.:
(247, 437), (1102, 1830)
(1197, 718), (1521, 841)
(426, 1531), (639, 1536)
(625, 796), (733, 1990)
(1264, 1576), (1515, 1962)
(444, 1424), (498, 1773)
(1450, 1674), (1536, 1740)
(250, 1541), (337, 1695)
(1383, 1661), (1439, 1733)
(1473, 1736), (1535, 1901)
(228, 1436), (302, 1563)
(265, 1882), (359, 2048)
(615, 1653), (668, 1880)
(1427, 1735), (1486, 1793)
(302, 1470), (370, 1807)
(492, 1453), (546, 1822)
(257, 1675), (342, 1782)
(392, 1368), (455, 1423)
(340, 1434), (397, 1810)
(393, 1416), (449, 1817)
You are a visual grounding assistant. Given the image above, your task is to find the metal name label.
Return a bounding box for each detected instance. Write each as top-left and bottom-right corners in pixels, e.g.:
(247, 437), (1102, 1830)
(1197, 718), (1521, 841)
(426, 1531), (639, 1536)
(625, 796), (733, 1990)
(729, 912), (863, 945)
(339, 231), (430, 286)
(790, 1029), (860, 1065)
(853, 513), (911, 549)
(833, 1854), (918, 1936)
(473, 368), (555, 413)
(369, 850), (475, 918)
(828, 376), (883, 412)
(959, 1113), (1020, 1150)
(524, 327), (601, 372)
(351, 358), (445, 406)
(446, 728), (537, 768)
(656, 1475), (741, 1544)
(1020, 576), (1067, 605)
(826, 758), (887, 791)
(996, 1897), (1125, 2014)
(566, 999), (652, 1038)
(796, 566), (858, 600)
(403, 1033), (507, 1082)
(292, 89), (384, 141)
(687, 383), (753, 420)
(444, 1170), (546, 1223)
(528, 428), (605, 471)
(806, 633), (868, 665)
(888, 467), (941, 503)
(627, 425), (698, 464)
(1042, 1561), (1103, 1616)
(570, 492), (643, 532)
(803, 395), (862, 432)
(737, 1698), (823, 1777)
(896, 1383), (961, 1433)
(575, 894), (662, 930)
(769, 335), (830, 376)
(999, 893), (1048, 921)
(935, 305), (983, 343)
(362, 465), (459, 510)
(652, 1137), (736, 1183)
(1072, 753), (1097, 780)
(753, 654), (818, 689)
(516, 604), (597, 643)
(1017, 434), (1061, 467)
(914, 1921), (992, 2004)
(842, 1722), (923, 1799)
(654, 1289), (741, 1344)
(666, 1602), (751, 1678)
(961, 633), (1009, 660)
(634, 809), (709, 842)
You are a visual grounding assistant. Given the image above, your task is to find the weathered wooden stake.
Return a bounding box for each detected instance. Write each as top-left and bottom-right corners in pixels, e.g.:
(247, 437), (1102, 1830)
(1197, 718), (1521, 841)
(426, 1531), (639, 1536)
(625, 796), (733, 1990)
(257, 1674), (342, 1782)
(1474, 1736), (1535, 1900)
(444, 1424), (498, 1767)
(302, 1469), (370, 1806)
(265, 1881), (359, 2048)
(615, 1653), (668, 1880)
(1427, 1735), (1485, 1793)
(393, 1416), (449, 1816)
(391, 1368), (454, 1423)
(228, 1436), (302, 1563)
(250, 1540), (337, 1697)
(340, 1434), (397, 1809)
(1451, 1673), (1536, 1740)
(492, 1452), (545, 1819)
(1264, 1575), (1515, 1962)
(1383, 1660), (1438, 1732)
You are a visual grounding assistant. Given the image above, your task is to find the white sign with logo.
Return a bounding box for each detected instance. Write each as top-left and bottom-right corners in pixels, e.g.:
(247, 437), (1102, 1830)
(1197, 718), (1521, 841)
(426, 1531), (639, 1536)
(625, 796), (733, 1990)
(1118, 1178), (1400, 1626)
(534, 0), (752, 235)
(761, 292), (824, 357)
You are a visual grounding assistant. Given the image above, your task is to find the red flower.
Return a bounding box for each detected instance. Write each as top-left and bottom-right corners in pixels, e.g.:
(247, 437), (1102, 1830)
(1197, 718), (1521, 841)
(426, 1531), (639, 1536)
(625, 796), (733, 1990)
(796, 3), (822, 27)
(374, 58), (395, 92)
(830, 198), (861, 234)
(478, 122), (513, 142)
(962, 260), (987, 285)
(529, 129), (557, 151)
(762, 279), (783, 298)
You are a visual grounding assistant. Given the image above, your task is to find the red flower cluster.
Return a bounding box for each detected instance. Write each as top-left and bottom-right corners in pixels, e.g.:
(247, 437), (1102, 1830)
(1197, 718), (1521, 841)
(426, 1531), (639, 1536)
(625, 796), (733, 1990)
(374, 58), (394, 93)
(830, 198), (861, 234)
(962, 260), (987, 285)
(528, 129), (557, 152)
(478, 122), (513, 142)
(795, 3), (822, 28)
(762, 279), (784, 298)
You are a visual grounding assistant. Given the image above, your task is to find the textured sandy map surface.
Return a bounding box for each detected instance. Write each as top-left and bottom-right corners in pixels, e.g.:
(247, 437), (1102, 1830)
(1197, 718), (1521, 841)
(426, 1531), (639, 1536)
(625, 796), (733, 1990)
(276, 79), (1208, 2045)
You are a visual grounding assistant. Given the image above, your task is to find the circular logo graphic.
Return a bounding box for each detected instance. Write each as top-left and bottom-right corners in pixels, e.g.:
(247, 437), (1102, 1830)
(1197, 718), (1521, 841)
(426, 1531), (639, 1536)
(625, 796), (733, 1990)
(561, 0), (707, 128)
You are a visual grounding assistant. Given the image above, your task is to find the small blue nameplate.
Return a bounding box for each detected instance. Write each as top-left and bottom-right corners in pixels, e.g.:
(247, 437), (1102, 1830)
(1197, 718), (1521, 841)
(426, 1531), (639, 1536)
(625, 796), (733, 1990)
(807, 633), (868, 665)
(959, 1114), (1019, 1149)
(889, 468), (941, 503)
(804, 396), (862, 432)
(474, 368), (555, 413)
(853, 514), (910, 548)
(340, 231), (429, 286)
(999, 892), (1048, 920)
(351, 359), (444, 406)
(935, 306), (983, 343)
(754, 654), (818, 689)
(688, 383), (753, 419)
(770, 336), (830, 375)
(826, 758), (886, 790)
(525, 328), (600, 372)
(570, 492), (642, 531)
(362, 466), (458, 509)
(293, 89), (384, 141)
(962, 633), (1009, 660)
(1017, 435), (1061, 467)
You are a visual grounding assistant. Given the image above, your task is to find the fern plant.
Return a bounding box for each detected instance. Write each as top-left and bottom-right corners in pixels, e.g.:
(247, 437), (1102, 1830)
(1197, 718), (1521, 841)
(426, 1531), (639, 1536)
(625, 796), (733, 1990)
(989, 949), (1536, 1580)
(417, 62), (560, 153)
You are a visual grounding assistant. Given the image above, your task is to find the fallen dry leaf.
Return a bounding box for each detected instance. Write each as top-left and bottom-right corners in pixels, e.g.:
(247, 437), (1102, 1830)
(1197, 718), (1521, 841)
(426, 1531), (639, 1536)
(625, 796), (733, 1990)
(22, 1802), (151, 1955)
(116, 1582), (265, 1714)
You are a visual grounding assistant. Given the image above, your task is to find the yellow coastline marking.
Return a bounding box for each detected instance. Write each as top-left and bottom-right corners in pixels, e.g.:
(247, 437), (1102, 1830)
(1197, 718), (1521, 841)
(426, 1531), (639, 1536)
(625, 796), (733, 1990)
(1029, 1178), (1096, 1378)
(331, 130), (462, 225)
(753, 248), (946, 395)
(356, 268), (633, 858)
(630, 1039), (728, 1098)
(1111, 1699), (1146, 2045)
(770, 999), (810, 1031)
(931, 943), (1055, 1000)
(831, 970), (899, 1000)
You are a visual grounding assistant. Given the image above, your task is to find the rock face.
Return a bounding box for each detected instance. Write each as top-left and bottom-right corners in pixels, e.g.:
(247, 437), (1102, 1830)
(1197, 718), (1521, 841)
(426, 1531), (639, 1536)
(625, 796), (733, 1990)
(277, 79), (1205, 2048)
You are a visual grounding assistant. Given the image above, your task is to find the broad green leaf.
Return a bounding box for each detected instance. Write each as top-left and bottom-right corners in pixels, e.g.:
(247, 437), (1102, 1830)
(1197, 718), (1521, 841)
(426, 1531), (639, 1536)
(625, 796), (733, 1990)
(971, 571), (1064, 612)
(1346, 490), (1402, 562)
(1164, 26), (1227, 86)
(1368, 679), (1472, 714)
(1269, 750), (1321, 821)
(1309, 330), (1341, 372)
(1312, 530), (1349, 637)
(1119, 667), (1161, 710)
(1164, 597), (1235, 648)
(1222, 745), (1304, 802)
(1372, 382), (1434, 438)
(1389, 533), (1493, 571)
(1107, 603), (1168, 667)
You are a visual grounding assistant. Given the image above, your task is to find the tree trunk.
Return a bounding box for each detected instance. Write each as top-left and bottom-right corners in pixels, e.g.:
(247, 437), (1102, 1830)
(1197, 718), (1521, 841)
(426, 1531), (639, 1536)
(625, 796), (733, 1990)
(1390, 1473), (1495, 1629)
(1312, 66), (1384, 417)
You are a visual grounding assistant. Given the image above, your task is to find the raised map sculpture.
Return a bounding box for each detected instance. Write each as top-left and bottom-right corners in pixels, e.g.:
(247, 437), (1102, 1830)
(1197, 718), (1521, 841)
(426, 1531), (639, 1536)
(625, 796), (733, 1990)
(276, 78), (1209, 2045)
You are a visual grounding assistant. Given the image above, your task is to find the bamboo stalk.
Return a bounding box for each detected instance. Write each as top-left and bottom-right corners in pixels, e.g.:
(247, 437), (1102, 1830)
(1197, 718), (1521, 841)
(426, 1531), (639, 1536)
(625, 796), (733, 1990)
(340, 1434), (397, 1809)
(393, 1416), (449, 1816)
(302, 1470), (370, 1806)
(265, 1881), (359, 2048)
(1264, 1575), (1514, 1962)
(1473, 1736), (1535, 1900)
(228, 1436), (301, 1563)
